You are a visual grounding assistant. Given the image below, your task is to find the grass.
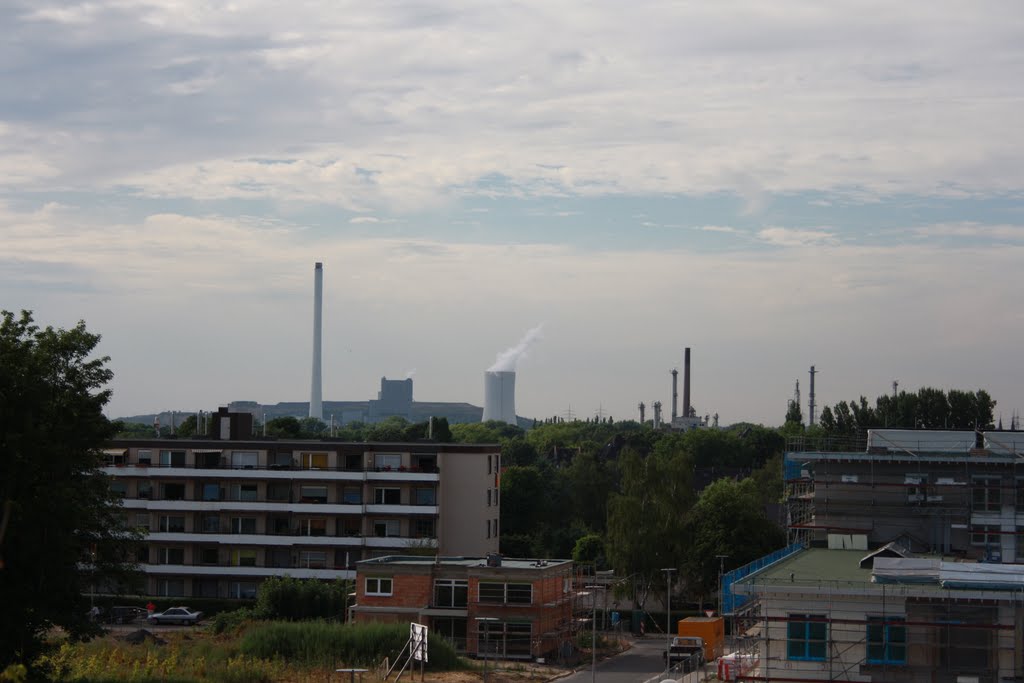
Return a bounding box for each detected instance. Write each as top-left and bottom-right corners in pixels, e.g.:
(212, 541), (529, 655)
(34, 620), (465, 682)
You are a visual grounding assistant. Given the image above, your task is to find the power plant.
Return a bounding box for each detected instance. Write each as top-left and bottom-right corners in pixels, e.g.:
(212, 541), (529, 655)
(309, 262), (323, 420)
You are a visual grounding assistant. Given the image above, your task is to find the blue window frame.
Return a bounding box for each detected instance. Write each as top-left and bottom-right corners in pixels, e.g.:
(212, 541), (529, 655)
(867, 616), (906, 665)
(787, 614), (827, 661)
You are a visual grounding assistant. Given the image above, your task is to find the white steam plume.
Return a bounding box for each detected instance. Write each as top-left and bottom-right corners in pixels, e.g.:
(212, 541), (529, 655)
(487, 324), (544, 372)
(405, 368), (416, 379)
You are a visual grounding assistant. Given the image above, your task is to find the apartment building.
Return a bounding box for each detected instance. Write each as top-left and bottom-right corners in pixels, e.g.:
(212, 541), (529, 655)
(102, 416), (501, 599)
(350, 555), (574, 661)
(786, 429), (1024, 561)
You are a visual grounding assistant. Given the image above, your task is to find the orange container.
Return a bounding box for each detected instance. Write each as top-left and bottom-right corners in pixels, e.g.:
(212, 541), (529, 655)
(676, 616), (725, 661)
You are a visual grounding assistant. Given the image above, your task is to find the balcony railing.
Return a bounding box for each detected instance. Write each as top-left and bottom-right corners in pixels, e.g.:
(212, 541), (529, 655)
(113, 463), (440, 473)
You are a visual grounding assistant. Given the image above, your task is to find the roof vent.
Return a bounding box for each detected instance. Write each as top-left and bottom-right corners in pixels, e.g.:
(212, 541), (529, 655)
(486, 553), (502, 567)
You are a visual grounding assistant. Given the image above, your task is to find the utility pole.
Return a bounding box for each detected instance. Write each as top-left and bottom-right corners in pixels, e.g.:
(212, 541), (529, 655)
(661, 567), (677, 674)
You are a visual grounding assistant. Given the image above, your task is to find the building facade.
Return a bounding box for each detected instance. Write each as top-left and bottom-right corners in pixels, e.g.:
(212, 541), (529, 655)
(350, 555), (574, 661)
(103, 427), (501, 599)
(732, 547), (1024, 682)
(786, 429), (1024, 561)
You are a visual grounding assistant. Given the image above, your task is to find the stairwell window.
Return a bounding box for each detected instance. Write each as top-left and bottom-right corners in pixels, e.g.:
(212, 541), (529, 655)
(972, 476), (1002, 512)
(366, 577), (393, 596)
(787, 614), (827, 661)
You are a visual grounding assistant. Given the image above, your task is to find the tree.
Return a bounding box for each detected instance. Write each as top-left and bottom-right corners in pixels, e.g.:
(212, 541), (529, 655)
(784, 400), (803, 429)
(572, 533), (607, 570)
(266, 416), (303, 438)
(681, 478), (786, 605)
(0, 311), (140, 671)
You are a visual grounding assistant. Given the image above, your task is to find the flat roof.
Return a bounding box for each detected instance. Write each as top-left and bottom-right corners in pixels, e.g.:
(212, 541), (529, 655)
(747, 549), (872, 585)
(357, 555), (573, 570)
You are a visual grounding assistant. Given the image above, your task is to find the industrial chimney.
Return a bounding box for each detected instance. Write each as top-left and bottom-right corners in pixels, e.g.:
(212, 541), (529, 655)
(309, 262), (323, 420)
(482, 371), (516, 425)
(682, 347), (691, 418)
(671, 369), (679, 419)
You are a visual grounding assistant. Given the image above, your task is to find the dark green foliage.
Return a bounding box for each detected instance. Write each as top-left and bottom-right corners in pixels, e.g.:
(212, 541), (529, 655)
(265, 416), (303, 438)
(239, 621), (463, 669)
(256, 576), (351, 621)
(821, 388), (996, 435)
(682, 478), (786, 600)
(572, 534), (607, 569)
(0, 311), (141, 672)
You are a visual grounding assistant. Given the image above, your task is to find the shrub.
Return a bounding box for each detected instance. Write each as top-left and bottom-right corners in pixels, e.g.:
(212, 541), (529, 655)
(256, 576), (351, 621)
(240, 622), (463, 670)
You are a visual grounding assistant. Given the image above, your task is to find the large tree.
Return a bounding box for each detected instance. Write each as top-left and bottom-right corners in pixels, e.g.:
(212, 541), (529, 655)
(0, 311), (140, 671)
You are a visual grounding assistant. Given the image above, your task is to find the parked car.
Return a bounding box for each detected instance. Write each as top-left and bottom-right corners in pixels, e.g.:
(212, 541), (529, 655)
(147, 606), (203, 625)
(105, 606), (147, 624)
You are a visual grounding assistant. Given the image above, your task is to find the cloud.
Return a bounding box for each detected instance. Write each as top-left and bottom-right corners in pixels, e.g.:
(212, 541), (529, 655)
(757, 227), (839, 247)
(913, 222), (1024, 241)
(349, 216), (380, 224)
(3, 2), (1023, 205)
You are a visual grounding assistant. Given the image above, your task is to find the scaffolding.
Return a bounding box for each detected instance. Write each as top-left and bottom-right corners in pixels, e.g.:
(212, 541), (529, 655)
(733, 552), (1024, 679)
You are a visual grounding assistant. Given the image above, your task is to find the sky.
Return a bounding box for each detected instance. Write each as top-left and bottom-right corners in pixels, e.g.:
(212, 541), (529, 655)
(2, 1), (1023, 426)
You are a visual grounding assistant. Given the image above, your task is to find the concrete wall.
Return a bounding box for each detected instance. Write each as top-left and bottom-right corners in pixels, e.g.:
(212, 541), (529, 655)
(438, 449), (500, 556)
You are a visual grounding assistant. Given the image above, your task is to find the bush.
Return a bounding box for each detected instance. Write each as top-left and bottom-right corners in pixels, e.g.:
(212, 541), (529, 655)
(256, 576), (351, 621)
(240, 622), (463, 670)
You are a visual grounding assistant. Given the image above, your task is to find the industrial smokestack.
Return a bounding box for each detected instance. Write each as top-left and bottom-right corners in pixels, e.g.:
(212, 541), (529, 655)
(671, 369), (678, 419)
(483, 371), (516, 425)
(309, 262), (323, 420)
(682, 347), (691, 418)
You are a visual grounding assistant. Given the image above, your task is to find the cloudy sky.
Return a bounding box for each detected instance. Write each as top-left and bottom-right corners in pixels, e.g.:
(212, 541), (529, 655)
(3, 1), (1023, 426)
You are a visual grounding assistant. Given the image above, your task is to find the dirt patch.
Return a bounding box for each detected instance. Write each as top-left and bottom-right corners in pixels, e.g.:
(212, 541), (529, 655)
(120, 628), (167, 645)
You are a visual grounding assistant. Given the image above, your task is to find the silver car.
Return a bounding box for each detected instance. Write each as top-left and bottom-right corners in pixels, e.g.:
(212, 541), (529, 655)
(147, 606), (203, 625)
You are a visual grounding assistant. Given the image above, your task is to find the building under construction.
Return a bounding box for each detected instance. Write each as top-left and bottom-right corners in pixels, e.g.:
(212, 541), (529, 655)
(722, 428), (1024, 682)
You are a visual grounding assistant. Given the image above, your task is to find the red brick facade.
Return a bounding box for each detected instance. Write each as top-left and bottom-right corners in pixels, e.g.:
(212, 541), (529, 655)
(351, 557), (574, 660)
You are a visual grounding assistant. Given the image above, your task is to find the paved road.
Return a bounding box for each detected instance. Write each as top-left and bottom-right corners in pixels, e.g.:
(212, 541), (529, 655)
(560, 638), (674, 683)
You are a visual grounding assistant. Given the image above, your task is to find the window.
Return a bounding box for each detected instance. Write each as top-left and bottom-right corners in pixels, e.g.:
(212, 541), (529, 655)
(159, 450), (186, 467)
(374, 453), (402, 470)
(414, 518), (435, 538)
(134, 513), (150, 531)
(366, 577), (393, 596)
(487, 489), (492, 507)
(867, 617), (906, 665)
(478, 582), (532, 604)
(201, 483), (222, 501)
(267, 482), (291, 501)
(971, 524), (1001, 546)
(479, 621), (531, 657)
(300, 452), (328, 469)
(486, 519), (491, 538)
(105, 450), (127, 466)
(494, 488), (499, 506)
(1017, 478), (1024, 509)
(972, 476), (1002, 512)
(299, 550), (327, 568)
(493, 519), (498, 538)
(199, 547), (219, 565)
(300, 485), (328, 503)
(138, 481), (152, 499)
(268, 516), (290, 535)
(374, 488), (401, 505)
(299, 518), (327, 536)
(269, 549), (292, 568)
(487, 455), (492, 474)
(787, 614), (827, 661)
(231, 581), (258, 599)
(231, 517), (257, 534)
(137, 449), (152, 465)
(158, 547), (185, 565)
(195, 451), (221, 468)
(434, 579), (468, 607)
(374, 519), (401, 537)
(343, 487), (362, 504)
(230, 483), (258, 502)
(342, 518), (362, 536)
(231, 451), (258, 469)
(231, 549), (257, 566)
(200, 514), (220, 533)
(269, 452), (292, 469)
(110, 481), (128, 498)
(161, 482), (186, 500)
(159, 515), (185, 533)
(414, 488), (436, 505)
(158, 579), (185, 597)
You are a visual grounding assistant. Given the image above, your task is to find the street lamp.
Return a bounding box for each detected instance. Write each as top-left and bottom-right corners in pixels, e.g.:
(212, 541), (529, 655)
(475, 616), (498, 683)
(660, 567), (677, 674)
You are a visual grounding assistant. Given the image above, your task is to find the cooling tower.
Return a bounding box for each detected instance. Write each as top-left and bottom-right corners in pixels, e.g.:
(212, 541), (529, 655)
(482, 370), (516, 425)
(309, 262), (323, 420)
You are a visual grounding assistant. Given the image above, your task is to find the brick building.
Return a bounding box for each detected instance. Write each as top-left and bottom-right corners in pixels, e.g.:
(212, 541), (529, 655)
(350, 555), (574, 660)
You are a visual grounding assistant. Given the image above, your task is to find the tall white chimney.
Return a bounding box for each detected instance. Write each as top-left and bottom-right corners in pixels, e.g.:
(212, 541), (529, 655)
(309, 262), (323, 420)
(483, 370), (516, 425)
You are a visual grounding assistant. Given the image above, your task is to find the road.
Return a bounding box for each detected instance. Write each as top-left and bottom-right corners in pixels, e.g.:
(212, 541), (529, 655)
(560, 637), (675, 683)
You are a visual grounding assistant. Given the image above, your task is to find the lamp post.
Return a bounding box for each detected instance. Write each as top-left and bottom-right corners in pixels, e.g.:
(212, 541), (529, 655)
(475, 616), (498, 683)
(660, 567), (677, 674)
